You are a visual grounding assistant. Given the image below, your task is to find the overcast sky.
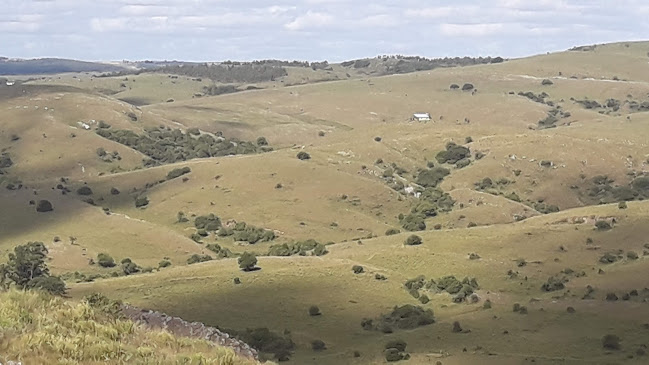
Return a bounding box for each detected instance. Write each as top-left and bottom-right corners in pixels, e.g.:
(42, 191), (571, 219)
(2, 0), (648, 62)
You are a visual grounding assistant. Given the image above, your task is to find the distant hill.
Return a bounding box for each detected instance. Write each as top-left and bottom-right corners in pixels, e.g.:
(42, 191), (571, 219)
(0, 58), (128, 75)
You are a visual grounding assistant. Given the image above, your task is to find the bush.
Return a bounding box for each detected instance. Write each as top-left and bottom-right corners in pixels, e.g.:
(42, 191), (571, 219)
(256, 136), (268, 146)
(318, 131), (325, 137)
(416, 167), (450, 187)
(627, 251), (639, 260)
(26, 275), (67, 295)
(541, 275), (567, 292)
(97, 253), (116, 268)
(352, 265), (364, 274)
(541, 79), (554, 85)
(436, 143), (470, 165)
(385, 339), (407, 352)
(76, 186), (93, 196)
(483, 299), (492, 309)
(386, 228), (401, 236)
(158, 259), (172, 268)
(135, 196), (149, 208)
(238, 252), (258, 271)
(194, 213), (221, 231)
(110, 187), (120, 195)
(462, 83), (474, 91)
(375, 273), (387, 280)
(297, 151), (311, 160)
(450, 84), (460, 90)
(401, 213), (426, 231)
(595, 221), (612, 230)
(36, 200), (53, 212)
(309, 305), (321, 316)
(0, 154), (13, 168)
(452, 321), (463, 333)
(166, 166), (191, 180)
(418, 294), (430, 304)
(311, 340), (326, 351)
(455, 158), (471, 169)
(602, 334), (621, 350)
(618, 201), (628, 209)
(227, 327), (295, 361)
(187, 254), (212, 265)
(121, 258), (140, 275)
(385, 348), (406, 362)
(599, 253), (618, 264)
(404, 235), (422, 246)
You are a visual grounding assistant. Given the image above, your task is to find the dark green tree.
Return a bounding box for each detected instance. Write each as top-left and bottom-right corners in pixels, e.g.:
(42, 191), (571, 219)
(238, 252), (258, 271)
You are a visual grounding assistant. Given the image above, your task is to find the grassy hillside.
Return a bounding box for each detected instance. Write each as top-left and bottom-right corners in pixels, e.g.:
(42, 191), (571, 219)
(0, 289), (264, 364)
(2, 41), (649, 364)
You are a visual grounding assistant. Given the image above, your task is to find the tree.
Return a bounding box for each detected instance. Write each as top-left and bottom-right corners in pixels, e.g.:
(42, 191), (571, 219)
(3, 242), (50, 288)
(1, 242), (66, 295)
(36, 200), (53, 212)
(238, 252), (258, 271)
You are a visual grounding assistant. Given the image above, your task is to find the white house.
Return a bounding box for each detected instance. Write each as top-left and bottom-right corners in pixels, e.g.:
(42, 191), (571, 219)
(6, 81), (15, 86)
(412, 113), (431, 122)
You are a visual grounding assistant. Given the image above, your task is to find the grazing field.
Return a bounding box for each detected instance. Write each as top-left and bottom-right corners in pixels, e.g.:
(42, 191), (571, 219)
(2, 41), (649, 364)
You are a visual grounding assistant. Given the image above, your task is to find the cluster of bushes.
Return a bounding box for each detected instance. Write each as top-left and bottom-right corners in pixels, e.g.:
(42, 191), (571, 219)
(541, 268), (586, 292)
(435, 142), (471, 168)
(96, 147), (121, 163)
(0, 153), (13, 169)
(517, 91), (551, 105)
(537, 108), (571, 129)
(95, 253), (145, 275)
(397, 187), (455, 232)
(384, 340), (410, 362)
(152, 63), (288, 83)
(583, 174), (649, 204)
(205, 243), (234, 258)
(267, 239), (329, 257)
(96, 126), (271, 165)
(223, 327), (295, 361)
(415, 167), (451, 188)
(361, 304), (435, 333)
(218, 221), (276, 244)
(166, 166), (191, 180)
(403, 275), (479, 303)
(0, 242), (66, 295)
(187, 254), (213, 265)
(343, 54), (502, 76)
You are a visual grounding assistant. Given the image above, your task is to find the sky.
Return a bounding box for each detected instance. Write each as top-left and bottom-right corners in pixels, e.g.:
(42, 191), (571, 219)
(1, 0), (648, 62)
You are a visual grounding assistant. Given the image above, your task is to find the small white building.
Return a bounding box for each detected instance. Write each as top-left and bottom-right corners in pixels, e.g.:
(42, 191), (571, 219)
(6, 81), (15, 86)
(412, 113), (431, 122)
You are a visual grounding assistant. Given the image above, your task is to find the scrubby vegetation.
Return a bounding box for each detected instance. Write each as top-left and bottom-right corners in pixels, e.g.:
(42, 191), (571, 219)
(153, 63), (288, 83)
(267, 239), (328, 256)
(0, 290), (258, 364)
(96, 126), (270, 165)
(0, 242), (66, 295)
(166, 166), (191, 180)
(361, 304), (435, 333)
(402, 274), (479, 303)
(225, 327), (295, 361)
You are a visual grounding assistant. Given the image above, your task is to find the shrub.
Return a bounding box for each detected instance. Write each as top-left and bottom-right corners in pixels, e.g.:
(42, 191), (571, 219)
(297, 151), (311, 160)
(462, 83), (474, 91)
(599, 253), (618, 264)
(436, 143), (470, 164)
(238, 252), (258, 271)
(226, 327), (295, 361)
(352, 265), (364, 274)
(401, 213), (426, 231)
(404, 235), (422, 246)
(541, 275), (567, 292)
(455, 158), (471, 169)
(309, 305), (321, 316)
(483, 299), (492, 309)
(97, 253), (116, 268)
(541, 79), (554, 85)
(416, 167), (450, 187)
(386, 228), (401, 236)
(465, 136), (473, 143)
(110, 187), (120, 195)
(374, 136), (382, 142)
(187, 254), (212, 265)
(0, 154), (13, 168)
(96, 147), (107, 157)
(36, 200), (53, 212)
(618, 201), (628, 209)
(256, 136), (268, 146)
(595, 221), (612, 230)
(158, 260), (172, 268)
(2, 242), (63, 293)
(311, 340), (326, 351)
(602, 334), (621, 350)
(318, 131), (325, 137)
(382, 167), (394, 178)
(135, 196), (149, 208)
(194, 213), (221, 231)
(450, 84), (460, 90)
(627, 251), (639, 260)
(375, 273), (387, 280)
(452, 321), (463, 333)
(121, 258), (140, 275)
(385, 348), (405, 362)
(76, 186), (93, 196)
(385, 339), (407, 352)
(418, 294), (430, 304)
(312, 243), (328, 256)
(166, 166), (191, 180)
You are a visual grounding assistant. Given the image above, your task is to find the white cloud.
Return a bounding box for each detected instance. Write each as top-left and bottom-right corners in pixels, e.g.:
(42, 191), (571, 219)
(285, 11), (333, 31)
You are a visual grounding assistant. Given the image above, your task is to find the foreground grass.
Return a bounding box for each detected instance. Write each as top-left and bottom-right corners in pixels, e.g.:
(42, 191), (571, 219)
(0, 289), (263, 365)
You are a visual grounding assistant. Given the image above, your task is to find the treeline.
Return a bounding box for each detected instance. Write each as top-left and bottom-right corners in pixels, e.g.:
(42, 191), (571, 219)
(152, 64), (288, 83)
(341, 55), (504, 75)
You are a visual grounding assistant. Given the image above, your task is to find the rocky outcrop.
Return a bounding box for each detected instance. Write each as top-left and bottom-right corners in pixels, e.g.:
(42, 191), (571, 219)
(121, 305), (258, 360)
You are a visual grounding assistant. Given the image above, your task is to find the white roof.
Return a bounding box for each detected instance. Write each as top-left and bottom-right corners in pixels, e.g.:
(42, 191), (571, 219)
(413, 113), (430, 118)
